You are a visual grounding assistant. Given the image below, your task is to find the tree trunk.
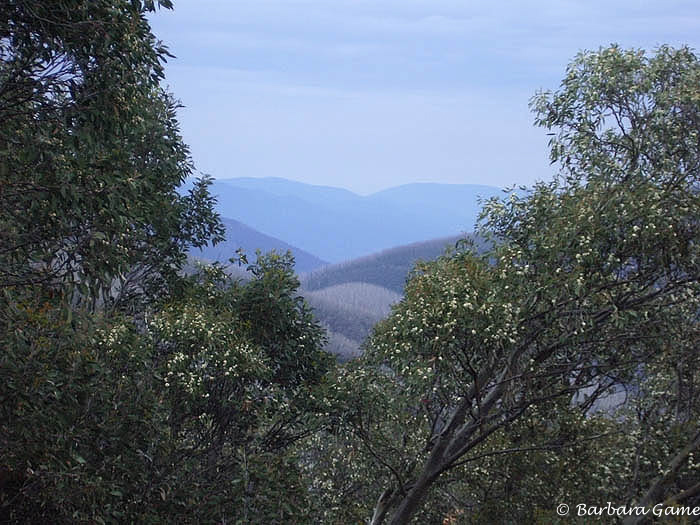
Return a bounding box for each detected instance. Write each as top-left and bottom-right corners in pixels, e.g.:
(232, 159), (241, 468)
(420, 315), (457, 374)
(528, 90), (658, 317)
(387, 469), (439, 525)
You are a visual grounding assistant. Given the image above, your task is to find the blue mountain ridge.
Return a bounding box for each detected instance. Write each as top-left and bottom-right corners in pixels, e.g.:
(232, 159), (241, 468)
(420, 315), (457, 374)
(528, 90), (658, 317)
(205, 177), (504, 262)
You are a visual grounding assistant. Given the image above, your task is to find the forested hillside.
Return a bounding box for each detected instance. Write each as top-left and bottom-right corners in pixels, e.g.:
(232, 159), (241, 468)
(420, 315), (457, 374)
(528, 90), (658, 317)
(304, 283), (401, 360)
(193, 233), (464, 361)
(2, 4), (699, 523)
(299, 236), (476, 359)
(301, 235), (468, 294)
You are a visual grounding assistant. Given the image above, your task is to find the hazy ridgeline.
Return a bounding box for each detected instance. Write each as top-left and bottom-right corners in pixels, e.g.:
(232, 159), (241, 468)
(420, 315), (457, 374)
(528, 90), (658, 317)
(181, 177), (491, 359)
(188, 256), (402, 360)
(194, 217), (327, 273)
(301, 235), (465, 294)
(297, 236), (472, 357)
(193, 177), (500, 262)
(294, 235), (491, 358)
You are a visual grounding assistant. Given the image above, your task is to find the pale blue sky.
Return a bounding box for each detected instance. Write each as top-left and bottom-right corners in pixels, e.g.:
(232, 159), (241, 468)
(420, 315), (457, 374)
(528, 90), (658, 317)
(150, 1), (700, 194)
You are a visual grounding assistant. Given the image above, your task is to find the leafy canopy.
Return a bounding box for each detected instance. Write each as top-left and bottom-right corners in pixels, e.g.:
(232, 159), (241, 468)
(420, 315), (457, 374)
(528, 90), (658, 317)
(0, 0), (223, 306)
(315, 45), (700, 524)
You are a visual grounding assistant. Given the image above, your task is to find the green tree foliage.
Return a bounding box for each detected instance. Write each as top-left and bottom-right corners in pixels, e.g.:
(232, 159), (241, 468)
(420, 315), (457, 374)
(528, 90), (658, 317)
(1, 289), (167, 522)
(1, 255), (331, 523)
(0, 0), (223, 306)
(146, 254), (332, 523)
(4, 3), (699, 521)
(1, 2), (333, 522)
(316, 45), (700, 524)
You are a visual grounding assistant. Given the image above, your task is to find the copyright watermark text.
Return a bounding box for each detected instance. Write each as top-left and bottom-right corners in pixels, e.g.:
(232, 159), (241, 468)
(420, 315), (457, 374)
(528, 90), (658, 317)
(555, 502), (700, 518)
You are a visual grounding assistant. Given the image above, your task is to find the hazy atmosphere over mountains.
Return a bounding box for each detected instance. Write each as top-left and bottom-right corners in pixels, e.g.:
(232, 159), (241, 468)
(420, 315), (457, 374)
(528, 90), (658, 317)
(150, 1), (700, 194)
(194, 176), (501, 263)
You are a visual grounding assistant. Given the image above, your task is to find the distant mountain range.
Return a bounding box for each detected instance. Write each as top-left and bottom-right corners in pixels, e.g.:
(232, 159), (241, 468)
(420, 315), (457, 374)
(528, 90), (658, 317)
(192, 227), (471, 360)
(200, 177), (503, 263)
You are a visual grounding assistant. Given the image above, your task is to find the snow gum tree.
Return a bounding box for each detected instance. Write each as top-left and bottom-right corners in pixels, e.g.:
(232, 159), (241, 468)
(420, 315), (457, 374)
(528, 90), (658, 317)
(322, 45), (700, 524)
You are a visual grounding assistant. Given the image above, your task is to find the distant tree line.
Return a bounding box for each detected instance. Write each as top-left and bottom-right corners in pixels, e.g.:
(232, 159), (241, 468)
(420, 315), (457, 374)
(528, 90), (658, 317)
(301, 235), (465, 294)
